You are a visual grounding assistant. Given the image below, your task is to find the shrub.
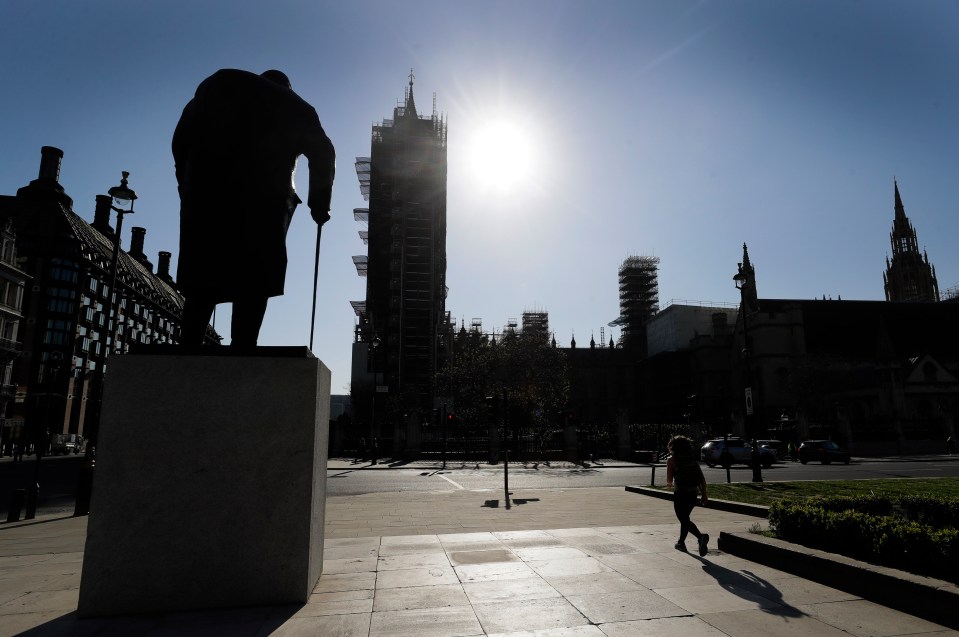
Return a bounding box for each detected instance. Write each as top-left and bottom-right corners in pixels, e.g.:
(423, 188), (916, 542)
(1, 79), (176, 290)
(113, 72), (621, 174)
(769, 495), (959, 583)
(894, 495), (959, 528)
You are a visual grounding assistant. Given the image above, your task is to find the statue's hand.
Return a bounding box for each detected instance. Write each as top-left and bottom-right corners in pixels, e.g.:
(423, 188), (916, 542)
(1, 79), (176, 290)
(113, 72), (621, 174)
(311, 208), (331, 226)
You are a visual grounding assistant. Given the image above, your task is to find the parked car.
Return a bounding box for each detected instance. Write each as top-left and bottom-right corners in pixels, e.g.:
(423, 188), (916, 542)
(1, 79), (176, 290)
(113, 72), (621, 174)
(755, 439), (784, 459)
(50, 433), (83, 455)
(700, 438), (776, 468)
(798, 439), (850, 464)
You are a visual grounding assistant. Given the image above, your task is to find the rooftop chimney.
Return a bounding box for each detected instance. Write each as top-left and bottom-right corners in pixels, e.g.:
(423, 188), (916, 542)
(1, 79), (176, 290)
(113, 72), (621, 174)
(18, 146), (72, 207)
(38, 146), (63, 183)
(92, 194), (114, 235)
(157, 251), (174, 283)
(129, 227), (154, 272)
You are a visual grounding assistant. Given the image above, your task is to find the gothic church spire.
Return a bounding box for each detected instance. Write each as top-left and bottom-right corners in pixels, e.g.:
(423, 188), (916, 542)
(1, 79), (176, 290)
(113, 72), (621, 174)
(405, 68), (417, 118)
(884, 180), (939, 302)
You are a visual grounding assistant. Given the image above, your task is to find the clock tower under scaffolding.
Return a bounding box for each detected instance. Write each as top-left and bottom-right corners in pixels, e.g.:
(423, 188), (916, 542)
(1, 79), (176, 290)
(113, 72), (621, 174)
(350, 72), (449, 457)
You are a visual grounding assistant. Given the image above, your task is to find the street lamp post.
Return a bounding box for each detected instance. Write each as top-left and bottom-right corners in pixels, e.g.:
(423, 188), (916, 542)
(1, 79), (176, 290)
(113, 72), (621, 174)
(502, 387), (510, 509)
(369, 335), (380, 466)
(733, 263), (762, 482)
(74, 172), (136, 516)
(104, 172), (137, 359)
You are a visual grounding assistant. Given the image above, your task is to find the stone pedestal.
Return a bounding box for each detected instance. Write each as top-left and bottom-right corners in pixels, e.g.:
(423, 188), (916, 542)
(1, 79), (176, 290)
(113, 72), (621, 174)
(78, 350), (330, 617)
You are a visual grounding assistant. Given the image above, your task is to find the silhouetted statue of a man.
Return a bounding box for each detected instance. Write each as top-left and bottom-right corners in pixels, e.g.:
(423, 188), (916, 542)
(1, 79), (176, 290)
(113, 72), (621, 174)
(173, 69), (335, 347)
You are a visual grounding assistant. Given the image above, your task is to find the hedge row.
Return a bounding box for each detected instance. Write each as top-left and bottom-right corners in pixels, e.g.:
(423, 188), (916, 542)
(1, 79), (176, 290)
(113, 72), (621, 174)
(768, 495), (959, 583)
(786, 494), (959, 528)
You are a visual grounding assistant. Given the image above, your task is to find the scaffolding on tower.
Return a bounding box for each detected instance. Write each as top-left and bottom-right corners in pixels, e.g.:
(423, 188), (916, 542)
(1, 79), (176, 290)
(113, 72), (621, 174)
(616, 255), (660, 353)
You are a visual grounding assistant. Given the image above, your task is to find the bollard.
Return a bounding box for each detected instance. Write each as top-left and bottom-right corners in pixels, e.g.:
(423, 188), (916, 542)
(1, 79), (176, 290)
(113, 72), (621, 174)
(649, 464), (657, 486)
(6, 489), (26, 523)
(24, 483), (39, 520)
(74, 463), (95, 516)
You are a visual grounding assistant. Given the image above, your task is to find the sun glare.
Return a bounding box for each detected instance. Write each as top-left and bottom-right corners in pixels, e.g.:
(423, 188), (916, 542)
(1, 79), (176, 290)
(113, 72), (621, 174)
(468, 118), (534, 193)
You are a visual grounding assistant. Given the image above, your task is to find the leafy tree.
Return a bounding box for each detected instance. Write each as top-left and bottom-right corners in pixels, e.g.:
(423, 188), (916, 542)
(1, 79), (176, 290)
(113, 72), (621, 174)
(436, 328), (569, 432)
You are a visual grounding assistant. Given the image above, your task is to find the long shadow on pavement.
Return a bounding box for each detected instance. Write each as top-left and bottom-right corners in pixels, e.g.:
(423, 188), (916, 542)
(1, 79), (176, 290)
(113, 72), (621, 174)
(692, 554), (806, 620)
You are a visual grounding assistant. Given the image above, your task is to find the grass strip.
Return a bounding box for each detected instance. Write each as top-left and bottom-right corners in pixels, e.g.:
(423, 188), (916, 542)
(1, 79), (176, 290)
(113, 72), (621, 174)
(678, 477), (959, 507)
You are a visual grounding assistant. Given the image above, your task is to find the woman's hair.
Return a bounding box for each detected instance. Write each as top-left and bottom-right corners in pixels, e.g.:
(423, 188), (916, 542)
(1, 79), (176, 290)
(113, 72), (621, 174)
(667, 435), (694, 457)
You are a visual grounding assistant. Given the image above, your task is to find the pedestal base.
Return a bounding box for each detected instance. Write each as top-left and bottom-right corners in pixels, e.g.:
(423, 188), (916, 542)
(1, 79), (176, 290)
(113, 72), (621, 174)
(78, 351), (330, 617)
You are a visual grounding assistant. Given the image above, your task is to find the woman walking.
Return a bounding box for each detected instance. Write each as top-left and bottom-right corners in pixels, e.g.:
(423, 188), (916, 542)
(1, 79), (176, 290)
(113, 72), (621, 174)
(665, 435), (709, 556)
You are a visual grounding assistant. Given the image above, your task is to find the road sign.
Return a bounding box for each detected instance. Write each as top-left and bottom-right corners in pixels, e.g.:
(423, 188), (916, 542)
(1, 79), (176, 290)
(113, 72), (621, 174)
(745, 387), (754, 415)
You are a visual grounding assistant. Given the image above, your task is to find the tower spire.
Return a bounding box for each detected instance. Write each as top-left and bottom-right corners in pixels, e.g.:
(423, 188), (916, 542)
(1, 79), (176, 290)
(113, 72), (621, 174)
(884, 179), (940, 301)
(405, 68), (417, 118)
(738, 243), (759, 313)
(894, 178), (907, 223)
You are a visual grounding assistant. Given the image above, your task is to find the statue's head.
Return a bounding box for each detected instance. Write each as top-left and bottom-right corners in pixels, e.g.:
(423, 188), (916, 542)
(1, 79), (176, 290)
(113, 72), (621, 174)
(261, 69), (292, 89)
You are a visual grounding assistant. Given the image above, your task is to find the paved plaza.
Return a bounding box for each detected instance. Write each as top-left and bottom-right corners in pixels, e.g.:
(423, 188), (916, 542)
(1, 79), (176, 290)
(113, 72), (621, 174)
(1, 485), (956, 636)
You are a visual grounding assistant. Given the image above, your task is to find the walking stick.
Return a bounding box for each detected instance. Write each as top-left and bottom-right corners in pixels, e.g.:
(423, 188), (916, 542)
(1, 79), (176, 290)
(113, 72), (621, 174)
(309, 223), (322, 351)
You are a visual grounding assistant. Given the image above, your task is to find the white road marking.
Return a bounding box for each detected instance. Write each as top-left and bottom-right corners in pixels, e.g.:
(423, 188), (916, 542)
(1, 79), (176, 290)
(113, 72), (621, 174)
(436, 473), (465, 489)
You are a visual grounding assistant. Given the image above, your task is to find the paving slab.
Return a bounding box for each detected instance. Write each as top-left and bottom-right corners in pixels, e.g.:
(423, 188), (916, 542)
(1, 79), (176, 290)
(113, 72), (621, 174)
(543, 571), (647, 597)
(598, 615), (732, 637)
(448, 548), (519, 566)
(565, 589), (689, 623)
(370, 605), (483, 637)
(472, 597), (590, 634)
(375, 565), (460, 589)
(372, 583), (470, 612)
(795, 599), (954, 637)
(377, 551), (452, 571)
(528, 556), (614, 578)
(454, 561), (540, 583)
(486, 627), (606, 637)
(737, 575), (860, 606)
(296, 595), (373, 617)
(268, 612), (371, 637)
(699, 607), (856, 637)
(653, 582), (784, 615)
(310, 571), (376, 594)
(462, 577), (561, 603)
(324, 556), (378, 575)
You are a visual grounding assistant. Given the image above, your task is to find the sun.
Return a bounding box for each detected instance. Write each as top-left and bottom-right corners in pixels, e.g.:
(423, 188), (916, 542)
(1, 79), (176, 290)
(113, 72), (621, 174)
(468, 118), (534, 193)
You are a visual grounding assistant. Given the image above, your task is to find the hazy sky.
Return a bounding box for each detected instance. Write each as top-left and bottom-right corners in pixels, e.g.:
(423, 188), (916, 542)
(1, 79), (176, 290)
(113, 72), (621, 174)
(3, 1), (958, 394)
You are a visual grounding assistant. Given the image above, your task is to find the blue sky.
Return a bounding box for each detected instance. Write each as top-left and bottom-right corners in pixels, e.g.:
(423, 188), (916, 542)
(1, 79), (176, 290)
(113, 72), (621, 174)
(3, 1), (958, 394)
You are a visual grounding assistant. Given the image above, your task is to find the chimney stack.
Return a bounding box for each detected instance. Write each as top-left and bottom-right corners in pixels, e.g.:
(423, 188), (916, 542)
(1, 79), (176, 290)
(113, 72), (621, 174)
(157, 251), (174, 283)
(93, 195), (114, 235)
(38, 146), (64, 183)
(130, 227), (146, 257)
(129, 227), (154, 272)
(18, 146), (72, 207)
